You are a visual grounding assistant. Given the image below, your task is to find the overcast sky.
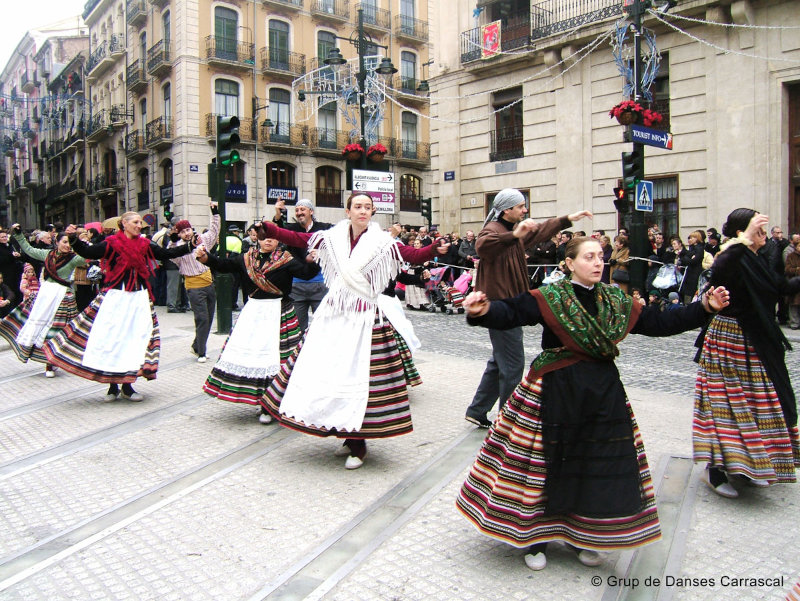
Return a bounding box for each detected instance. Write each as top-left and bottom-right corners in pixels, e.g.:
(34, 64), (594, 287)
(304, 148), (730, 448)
(1, 1), (85, 71)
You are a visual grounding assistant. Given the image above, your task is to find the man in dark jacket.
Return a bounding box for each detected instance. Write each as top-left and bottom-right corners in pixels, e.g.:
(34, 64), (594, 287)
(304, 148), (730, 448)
(0, 229), (22, 309)
(272, 198), (333, 331)
(464, 188), (591, 428)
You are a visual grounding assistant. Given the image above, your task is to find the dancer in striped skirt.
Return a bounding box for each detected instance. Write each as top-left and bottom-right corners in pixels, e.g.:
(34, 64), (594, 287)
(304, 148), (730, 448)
(259, 193), (448, 469)
(0, 226), (87, 377)
(457, 237), (730, 572)
(694, 209), (800, 498)
(195, 236), (317, 422)
(43, 213), (192, 401)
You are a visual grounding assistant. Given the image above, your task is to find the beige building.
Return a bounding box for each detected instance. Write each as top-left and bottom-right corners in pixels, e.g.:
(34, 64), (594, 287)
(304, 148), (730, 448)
(430, 0), (800, 240)
(73, 0), (433, 233)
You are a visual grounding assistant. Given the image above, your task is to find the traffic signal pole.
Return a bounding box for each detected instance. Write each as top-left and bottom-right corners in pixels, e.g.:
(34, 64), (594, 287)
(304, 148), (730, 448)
(627, 0), (649, 294)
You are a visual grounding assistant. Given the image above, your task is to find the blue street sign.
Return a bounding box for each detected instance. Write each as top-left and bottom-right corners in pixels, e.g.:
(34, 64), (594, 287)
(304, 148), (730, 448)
(630, 125), (673, 150)
(444, 171), (455, 181)
(635, 180), (654, 212)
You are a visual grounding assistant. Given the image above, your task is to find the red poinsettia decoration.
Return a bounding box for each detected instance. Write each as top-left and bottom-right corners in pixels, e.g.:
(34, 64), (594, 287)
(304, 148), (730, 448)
(609, 100), (663, 127)
(342, 143), (365, 156)
(367, 143), (387, 156)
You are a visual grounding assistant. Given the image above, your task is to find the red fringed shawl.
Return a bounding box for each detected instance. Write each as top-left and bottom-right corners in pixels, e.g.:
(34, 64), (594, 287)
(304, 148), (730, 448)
(102, 231), (155, 299)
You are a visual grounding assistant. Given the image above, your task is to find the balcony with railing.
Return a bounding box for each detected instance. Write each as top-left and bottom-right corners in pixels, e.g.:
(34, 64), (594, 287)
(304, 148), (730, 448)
(127, 60), (147, 94)
(259, 122), (307, 151)
(21, 71), (39, 94)
(259, 47), (306, 79)
(86, 109), (110, 142)
(109, 33), (126, 58)
(88, 168), (125, 196)
(206, 36), (255, 69)
(357, 3), (390, 32)
(397, 138), (430, 164)
(204, 114), (258, 143)
(394, 14), (428, 43)
(151, 0), (170, 8)
(316, 187), (343, 209)
(147, 40), (172, 78)
(263, 0), (303, 10)
(489, 126), (523, 162)
(311, 0), (349, 23)
(127, 0), (148, 27)
(145, 116), (173, 150)
(309, 128), (349, 156)
(392, 76), (428, 103)
(126, 130), (148, 160)
(85, 41), (108, 80)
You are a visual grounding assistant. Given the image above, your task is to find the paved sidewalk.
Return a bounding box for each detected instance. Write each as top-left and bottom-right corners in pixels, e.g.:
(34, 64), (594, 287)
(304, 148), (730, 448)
(0, 307), (797, 600)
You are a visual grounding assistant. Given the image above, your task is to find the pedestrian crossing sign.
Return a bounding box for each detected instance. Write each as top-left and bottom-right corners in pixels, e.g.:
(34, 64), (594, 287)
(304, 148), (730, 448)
(635, 180), (653, 212)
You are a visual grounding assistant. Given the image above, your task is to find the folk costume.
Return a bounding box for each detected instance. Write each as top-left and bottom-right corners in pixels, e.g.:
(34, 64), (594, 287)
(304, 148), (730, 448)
(694, 238), (800, 486)
(43, 230), (191, 384)
(457, 278), (710, 552)
(0, 232), (86, 367)
(260, 220), (434, 451)
(202, 245), (317, 406)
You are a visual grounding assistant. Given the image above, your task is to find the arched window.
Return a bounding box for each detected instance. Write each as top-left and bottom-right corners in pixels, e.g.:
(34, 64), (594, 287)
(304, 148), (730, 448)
(400, 51), (416, 92)
(268, 20), (289, 69)
(215, 6), (238, 60)
(268, 88), (291, 142)
(317, 30), (336, 77)
(401, 112), (418, 158)
(315, 166), (342, 208)
(215, 79), (239, 116)
(400, 174), (421, 212)
(162, 159), (173, 185)
(266, 161), (296, 189)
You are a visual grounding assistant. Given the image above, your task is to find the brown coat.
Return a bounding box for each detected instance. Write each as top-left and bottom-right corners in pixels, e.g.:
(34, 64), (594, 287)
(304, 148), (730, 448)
(785, 248), (800, 305)
(475, 216), (570, 300)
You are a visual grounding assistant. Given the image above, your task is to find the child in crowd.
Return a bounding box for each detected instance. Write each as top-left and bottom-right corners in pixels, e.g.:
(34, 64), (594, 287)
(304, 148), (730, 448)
(665, 291), (684, 311)
(631, 288), (646, 306)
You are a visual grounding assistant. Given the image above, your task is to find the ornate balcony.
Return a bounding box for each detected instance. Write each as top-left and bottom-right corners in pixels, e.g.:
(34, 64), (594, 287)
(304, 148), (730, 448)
(126, 130), (148, 160)
(109, 33), (126, 59)
(147, 40), (172, 78)
(127, 60), (148, 94)
(315, 187), (343, 209)
(262, 0), (302, 11)
(394, 14), (428, 43)
(489, 126), (523, 162)
(21, 71), (39, 94)
(309, 128), (349, 157)
(205, 36), (255, 70)
(145, 116), (173, 150)
(311, 0), (349, 23)
(150, 0), (170, 7)
(205, 113), (258, 144)
(396, 139), (430, 165)
(260, 48), (306, 79)
(357, 3), (390, 32)
(259, 122), (307, 153)
(85, 41), (109, 82)
(127, 0), (148, 27)
(86, 109), (110, 143)
(392, 76), (428, 104)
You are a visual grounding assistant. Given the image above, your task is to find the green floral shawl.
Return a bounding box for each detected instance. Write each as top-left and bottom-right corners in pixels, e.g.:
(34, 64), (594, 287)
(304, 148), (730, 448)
(526, 278), (641, 381)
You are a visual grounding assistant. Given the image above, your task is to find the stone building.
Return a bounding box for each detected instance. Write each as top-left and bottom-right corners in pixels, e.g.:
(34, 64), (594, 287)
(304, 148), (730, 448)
(429, 0), (800, 240)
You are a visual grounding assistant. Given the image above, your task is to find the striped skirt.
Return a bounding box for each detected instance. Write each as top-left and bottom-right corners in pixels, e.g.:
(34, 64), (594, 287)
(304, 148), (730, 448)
(261, 312), (420, 439)
(456, 377), (661, 550)
(693, 315), (800, 484)
(204, 300), (301, 405)
(0, 288), (77, 364)
(43, 291), (160, 383)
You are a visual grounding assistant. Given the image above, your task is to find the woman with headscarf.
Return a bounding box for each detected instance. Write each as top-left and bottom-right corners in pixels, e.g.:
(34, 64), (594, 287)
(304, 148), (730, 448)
(694, 209), (800, 498)
(258, 192), (449, 469)
(43, 212), (192, 401)
(457, 236), (730, 572)
(0, 225), (87, 378)
(196, 234), (318, 421)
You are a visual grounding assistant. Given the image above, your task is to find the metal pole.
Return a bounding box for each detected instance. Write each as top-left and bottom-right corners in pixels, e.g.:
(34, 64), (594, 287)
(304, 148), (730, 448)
(357, 8), (367, 172)
(629, 0), (648, 294)
(213, 116), (233, 334)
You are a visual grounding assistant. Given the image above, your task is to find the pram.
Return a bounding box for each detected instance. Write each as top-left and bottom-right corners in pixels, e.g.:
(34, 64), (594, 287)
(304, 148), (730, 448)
(424, 267), (465, 314)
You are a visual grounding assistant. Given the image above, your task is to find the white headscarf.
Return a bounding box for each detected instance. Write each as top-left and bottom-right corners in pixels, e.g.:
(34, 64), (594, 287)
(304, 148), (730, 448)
(483, 188), (524, 226)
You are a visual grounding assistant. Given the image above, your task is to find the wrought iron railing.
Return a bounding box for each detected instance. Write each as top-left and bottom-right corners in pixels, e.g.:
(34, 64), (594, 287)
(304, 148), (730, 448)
(147, 40), (171, 73)
(109, 33), (125, 54)
(309, 127), (343, 150)
(127, 60), (146, 90)
(126, 0), (147, 23)
(394, 14), (428, 41)
(126, 130), (147, 156)
(205, 36), (255, 64)
(86, 41), (107, 74)
(263, 0), (303, 7)
(87, 109), (109, 136)
(311, 0), (349, 20)
(357, 3), (390, 29)
(530, 0), (622, 41)
(146, 116), (172, 145)
(259, 48), (306, 75)
(490, 126), (523, 162)
(315, 187), (343, 208)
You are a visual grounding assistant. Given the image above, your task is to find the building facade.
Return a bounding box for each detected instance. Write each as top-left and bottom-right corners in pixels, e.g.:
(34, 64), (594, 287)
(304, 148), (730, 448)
(430, 0), (800, 240)
(73, 0), (433, 233)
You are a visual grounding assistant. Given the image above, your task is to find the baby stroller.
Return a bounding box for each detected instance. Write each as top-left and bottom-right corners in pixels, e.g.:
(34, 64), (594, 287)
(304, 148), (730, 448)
(424, 267), (464, 314)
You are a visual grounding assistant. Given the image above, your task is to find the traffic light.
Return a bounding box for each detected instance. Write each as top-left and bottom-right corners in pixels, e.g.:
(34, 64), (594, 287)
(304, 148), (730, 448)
(420, 197), (432, 223)
(163, 201), (174, 222)
(621, 148), (644, 192)
(216, 116), (241, 167)
(613, 186), (629, 213)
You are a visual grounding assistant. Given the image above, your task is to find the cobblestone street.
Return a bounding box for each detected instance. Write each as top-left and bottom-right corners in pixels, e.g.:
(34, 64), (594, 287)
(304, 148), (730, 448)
(0, 306), (798, 601)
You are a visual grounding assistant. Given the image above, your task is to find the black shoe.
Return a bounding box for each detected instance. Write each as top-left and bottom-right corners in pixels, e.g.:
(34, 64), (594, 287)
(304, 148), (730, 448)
(465, 415), (491, 428)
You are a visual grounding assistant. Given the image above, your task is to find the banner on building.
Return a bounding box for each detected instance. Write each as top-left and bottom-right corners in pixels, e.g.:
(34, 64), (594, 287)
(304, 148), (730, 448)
(481, 21), (501, 59)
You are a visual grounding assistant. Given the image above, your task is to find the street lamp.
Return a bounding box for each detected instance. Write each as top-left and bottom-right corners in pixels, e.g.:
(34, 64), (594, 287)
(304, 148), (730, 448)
(297, 8), (397, 172)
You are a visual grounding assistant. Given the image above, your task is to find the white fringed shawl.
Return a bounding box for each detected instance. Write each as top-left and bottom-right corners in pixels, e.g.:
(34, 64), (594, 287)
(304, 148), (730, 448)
(310, 219), (402, 318)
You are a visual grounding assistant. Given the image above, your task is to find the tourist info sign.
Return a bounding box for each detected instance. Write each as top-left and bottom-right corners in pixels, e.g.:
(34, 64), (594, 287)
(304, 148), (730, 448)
(353, 169), (396, 214)
(636, 180), (654, 212)
(630, 124), (673, 150)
